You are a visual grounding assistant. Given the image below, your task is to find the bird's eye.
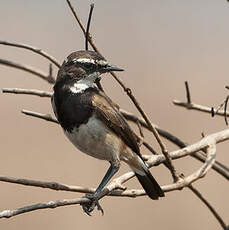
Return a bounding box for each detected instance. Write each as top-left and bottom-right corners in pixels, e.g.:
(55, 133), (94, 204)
(82, 62), (95, 70)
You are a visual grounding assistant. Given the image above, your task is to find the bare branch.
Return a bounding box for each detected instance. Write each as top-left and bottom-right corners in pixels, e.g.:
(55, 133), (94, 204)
(2, 88), (52, 97)
(0, 134), (219, 219)
(0, 198), (86, 218)
(3, 85), (224, 179)
(1, 2), (227, 226)
(65, 0), (99, 53)
(185, 81), (192, 104)
(188, 185), (227, 230)
(1, 129), (227, 196)
(65, 0), (86, 34)
(224, 96), (229, 125)
(0, 40), (61, 68)
(121, 109), (229, 179)
(173, 82), (229, 123)
(85, 4), (94, 51)
(4, 89), (224, 180)
(21, 110), (58, 124)
(173, 98), (229, 116)
(0, 59), (55, 84)
(0, 176), (95, 194)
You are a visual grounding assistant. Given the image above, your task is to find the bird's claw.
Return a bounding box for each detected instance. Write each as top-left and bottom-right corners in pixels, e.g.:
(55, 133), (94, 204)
(81, 194), (104, 216)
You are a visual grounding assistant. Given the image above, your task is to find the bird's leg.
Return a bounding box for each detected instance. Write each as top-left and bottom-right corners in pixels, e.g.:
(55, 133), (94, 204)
(81, 162), (119, 215)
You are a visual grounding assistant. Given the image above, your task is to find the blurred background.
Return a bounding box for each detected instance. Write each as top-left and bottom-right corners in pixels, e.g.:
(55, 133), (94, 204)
(0, 0), (228, 229)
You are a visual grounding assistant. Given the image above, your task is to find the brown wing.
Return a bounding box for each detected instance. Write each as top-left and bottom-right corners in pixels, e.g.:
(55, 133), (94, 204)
(92, 91), (140, 155)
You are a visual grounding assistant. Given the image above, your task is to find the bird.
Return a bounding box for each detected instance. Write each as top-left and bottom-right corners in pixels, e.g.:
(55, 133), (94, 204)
(51, 50), (164, 215)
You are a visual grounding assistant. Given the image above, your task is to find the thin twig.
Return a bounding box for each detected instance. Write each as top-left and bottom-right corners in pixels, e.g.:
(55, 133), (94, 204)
(0, 59), (55, 84)
(0, 40), (61, 68)
(212, 98), (227, 117)
(121, 109), (229, 179)
(0, 198), (86, 218)
(173, 82), (229, 119)
(224, 96), (229, 125)
(2, 88), (52, 97)
(185, 81), (192, 104)
(65, 0), (99, 53)
(0, 176), (95, 194)
(136, 120), (144, 146)
(173, 100), (229, 117)
(188, 185), (227, 230)
(95, 79), (104, 92)
(85, 4), (94, 51)
(21, 110), (58, 123)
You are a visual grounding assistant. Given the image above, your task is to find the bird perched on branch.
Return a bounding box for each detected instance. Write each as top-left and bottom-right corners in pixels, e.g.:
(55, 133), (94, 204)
(51, 50), (164, 215)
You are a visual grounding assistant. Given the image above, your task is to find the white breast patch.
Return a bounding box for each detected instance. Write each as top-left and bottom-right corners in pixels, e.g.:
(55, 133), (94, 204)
(70, 82), (90, 94)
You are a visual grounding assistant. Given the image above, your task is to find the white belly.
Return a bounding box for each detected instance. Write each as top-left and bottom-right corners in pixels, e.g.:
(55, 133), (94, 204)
(64, 115), (123, 161)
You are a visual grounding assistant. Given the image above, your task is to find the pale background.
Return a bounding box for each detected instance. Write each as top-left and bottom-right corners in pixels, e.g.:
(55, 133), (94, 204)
(0, 0), (229, 229)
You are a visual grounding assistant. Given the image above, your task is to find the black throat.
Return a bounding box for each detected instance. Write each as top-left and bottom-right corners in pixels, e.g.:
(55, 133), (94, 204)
(53, 79), (98, 132)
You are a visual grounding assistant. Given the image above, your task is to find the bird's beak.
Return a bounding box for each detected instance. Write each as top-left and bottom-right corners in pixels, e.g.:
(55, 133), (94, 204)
(100, 64), (124, 73)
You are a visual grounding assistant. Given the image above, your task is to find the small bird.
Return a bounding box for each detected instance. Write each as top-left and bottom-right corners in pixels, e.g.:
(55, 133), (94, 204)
(52, 50), (164, 214)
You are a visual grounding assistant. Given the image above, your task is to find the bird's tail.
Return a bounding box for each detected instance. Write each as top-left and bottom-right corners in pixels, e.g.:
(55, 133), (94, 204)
(130, 157), (164, 200)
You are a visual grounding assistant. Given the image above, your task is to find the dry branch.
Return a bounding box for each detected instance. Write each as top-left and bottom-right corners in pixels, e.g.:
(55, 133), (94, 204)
(0, 59), (55, 83)
(2, 88), (228, 179)
(1, 129), (227, 196)
(0, 2), (228, 227)
(0, 131), (221, 220)
(188, 185), (227, 230)
(2, 88), (52, 97)
(173, 82), (229, 119)
(3, 85), (228, 179)
(173, 99), (229, 117)
(21, 110), (58, 124)
(0, 40), (61, 68)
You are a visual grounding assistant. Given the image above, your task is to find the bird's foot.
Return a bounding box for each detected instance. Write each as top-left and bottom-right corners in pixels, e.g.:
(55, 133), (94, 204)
(81, 193), (104, 216)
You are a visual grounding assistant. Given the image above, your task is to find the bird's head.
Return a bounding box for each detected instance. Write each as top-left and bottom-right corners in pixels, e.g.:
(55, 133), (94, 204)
(56, 50), (124, 84)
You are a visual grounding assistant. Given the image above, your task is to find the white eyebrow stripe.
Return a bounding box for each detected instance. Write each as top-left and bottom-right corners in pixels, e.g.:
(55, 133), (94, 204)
(76, 58), (95, 64)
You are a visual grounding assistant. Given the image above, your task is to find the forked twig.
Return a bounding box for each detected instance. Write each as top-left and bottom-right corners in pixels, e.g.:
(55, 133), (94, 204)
(85, 4), (94, 51)
(174, 82), (229, 124)
(0, 40), (61, 68)
(65, 0), (99, 53)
